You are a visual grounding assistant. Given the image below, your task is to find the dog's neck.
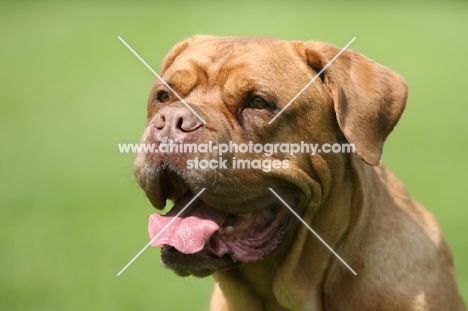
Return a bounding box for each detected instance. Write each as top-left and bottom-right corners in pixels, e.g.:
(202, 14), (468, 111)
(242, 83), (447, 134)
(212, 154), (381, 310)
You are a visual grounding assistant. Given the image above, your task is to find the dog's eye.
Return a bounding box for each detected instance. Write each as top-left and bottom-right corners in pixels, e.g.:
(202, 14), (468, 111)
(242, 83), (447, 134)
(157, 91), (171, 103)
(248, 96), (269, 109)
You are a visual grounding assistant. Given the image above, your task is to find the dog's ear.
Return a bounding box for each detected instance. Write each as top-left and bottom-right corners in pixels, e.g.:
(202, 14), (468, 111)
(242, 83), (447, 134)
(159, 40), (190, 75)
(159, 35), (218, 75)
(301, 41), (408, 166)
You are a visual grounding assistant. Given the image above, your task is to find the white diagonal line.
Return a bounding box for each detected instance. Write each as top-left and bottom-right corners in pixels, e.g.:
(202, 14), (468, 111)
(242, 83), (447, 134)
(118, 36), (207, 125)
(269, 37), (356, 124)
(268, 188), (357, 275)
(117, 188), (206, 276)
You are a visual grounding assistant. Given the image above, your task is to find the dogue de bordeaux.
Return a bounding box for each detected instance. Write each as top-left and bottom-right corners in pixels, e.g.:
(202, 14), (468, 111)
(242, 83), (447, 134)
(133, 36), (465, 310)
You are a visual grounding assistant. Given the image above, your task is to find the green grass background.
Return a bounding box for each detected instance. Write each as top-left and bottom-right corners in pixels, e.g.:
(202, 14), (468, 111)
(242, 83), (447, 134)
(1, 0), (467, 310)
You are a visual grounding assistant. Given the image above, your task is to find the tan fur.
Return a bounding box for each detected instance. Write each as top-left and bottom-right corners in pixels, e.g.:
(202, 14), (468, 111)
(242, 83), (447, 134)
(146, 36), (465, 310)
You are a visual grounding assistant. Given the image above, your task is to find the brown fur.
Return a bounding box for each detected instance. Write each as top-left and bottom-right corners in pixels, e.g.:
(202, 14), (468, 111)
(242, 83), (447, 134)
(136, 36), (465, 310)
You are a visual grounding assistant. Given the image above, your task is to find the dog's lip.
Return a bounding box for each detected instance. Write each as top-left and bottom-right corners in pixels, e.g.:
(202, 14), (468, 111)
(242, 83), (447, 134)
(147, 165), (291, 213)
(145, 167), (190, 209)
(160, 245), (238, 277)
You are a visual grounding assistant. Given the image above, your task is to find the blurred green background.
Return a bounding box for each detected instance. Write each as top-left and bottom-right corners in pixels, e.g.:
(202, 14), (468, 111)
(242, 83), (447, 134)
(1, 0), (467, 310)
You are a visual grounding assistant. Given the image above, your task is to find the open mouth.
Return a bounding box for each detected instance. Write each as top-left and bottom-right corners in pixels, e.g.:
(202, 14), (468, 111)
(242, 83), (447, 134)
(149, 190), (289, 260)
(146, 171), (294, 275)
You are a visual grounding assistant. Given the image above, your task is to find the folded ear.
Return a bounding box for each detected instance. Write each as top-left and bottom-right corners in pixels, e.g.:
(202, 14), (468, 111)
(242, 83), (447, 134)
(159, 40), (190, 75)
(302, 41), (408, 166)
(159, 35), (217, 75)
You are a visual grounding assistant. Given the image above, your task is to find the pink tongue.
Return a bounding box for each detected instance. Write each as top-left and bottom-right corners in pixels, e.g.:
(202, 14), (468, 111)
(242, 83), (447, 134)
(148, 193), (226, 254)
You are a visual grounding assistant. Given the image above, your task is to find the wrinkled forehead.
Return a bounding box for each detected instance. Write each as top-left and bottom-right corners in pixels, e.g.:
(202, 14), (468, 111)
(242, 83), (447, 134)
(162, 38), (306, 84)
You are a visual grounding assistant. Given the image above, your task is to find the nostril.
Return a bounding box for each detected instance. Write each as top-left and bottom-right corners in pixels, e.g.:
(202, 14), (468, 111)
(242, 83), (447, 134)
(176, 117), (184, 132)
(154, 114), (166, 130)
(176, 115), (203, 133)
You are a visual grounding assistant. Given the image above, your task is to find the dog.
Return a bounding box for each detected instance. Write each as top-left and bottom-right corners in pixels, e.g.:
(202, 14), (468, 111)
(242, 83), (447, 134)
(134, 36), (465, 310)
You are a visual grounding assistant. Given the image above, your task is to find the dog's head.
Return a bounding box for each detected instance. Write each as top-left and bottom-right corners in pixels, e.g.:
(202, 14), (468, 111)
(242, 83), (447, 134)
(134, 36), (407, 277)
